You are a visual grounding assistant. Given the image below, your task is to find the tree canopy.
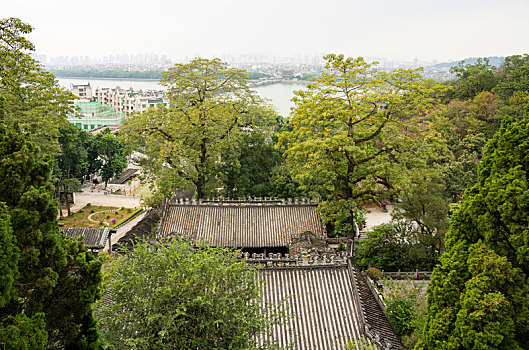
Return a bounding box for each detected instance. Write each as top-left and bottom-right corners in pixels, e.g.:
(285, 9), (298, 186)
(0, 103), (103, 349)
(418, 106), (529, 349)
(97, 238), (283, 349)
(0, 17), (75, 158)
(0, 18), (103, 349)
(88, 128), (127, 189)
(121, 58), (275, 199)
(279, 54), (445, 236)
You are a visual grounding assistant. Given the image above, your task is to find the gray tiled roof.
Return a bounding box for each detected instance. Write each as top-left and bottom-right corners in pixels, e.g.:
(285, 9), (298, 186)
(61, 227), (113, 249)
(258, 263), (364, 349)
(157, 204), (325, 248)
(258, 259), (402, 350)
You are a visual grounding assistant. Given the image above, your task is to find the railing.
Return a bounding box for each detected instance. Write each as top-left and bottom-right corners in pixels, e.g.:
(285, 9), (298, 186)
(381, 270), (432, 280)
(166, 197), (318, 205)
(238, 251), (349, 267)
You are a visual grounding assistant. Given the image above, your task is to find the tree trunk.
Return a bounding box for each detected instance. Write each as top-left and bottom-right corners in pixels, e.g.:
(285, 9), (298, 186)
(196, 136), (208, 199)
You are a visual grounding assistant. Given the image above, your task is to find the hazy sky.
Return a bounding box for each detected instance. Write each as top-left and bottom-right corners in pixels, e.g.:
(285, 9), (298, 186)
(3, 0), (528, 62)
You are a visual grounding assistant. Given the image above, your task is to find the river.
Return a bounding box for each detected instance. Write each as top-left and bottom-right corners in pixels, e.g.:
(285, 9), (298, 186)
(57, 78), (307, 117)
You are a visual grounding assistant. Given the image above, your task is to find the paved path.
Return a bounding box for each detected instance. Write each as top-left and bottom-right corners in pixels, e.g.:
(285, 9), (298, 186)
(105, 211), (148, 251)
(364, 205), (394, 231)
(62, 184), (142, 216)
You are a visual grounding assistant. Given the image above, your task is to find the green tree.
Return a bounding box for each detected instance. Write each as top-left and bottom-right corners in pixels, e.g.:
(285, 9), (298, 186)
(0, 102), (103, 348)
(392, 169), (450, 267)
(355, 224), (407, 271)
(280, 54), (444, 236)
(56, 123), (92, 216)
(0, 17), (75, 158)
(494, 54), (529, 100)
(89, 128), (127, 189)
(449, 58), (499, 100)
(98, 238), (282, 349)
(121, 58), (274, 199)
(221, 130), (284, 197)
(418, 107), (529, 349)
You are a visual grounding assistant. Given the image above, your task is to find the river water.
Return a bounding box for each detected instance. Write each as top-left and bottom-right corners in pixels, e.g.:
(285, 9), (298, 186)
(57, 78), (307, 117)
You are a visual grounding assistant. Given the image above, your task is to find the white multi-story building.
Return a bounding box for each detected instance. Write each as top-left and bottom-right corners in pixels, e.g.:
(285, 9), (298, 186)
(70, 83), (93, 99)
(93, 86), (167, 116)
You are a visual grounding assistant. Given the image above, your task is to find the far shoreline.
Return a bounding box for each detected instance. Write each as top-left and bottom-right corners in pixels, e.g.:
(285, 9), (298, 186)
(54, 76), (311, 86)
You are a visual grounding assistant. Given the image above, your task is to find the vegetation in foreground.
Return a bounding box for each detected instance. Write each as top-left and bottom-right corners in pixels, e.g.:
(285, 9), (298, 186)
(97, 238), (285, 350)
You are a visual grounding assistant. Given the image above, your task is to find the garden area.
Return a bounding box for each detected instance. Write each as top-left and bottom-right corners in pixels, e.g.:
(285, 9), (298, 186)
(59, 204), (142, 228)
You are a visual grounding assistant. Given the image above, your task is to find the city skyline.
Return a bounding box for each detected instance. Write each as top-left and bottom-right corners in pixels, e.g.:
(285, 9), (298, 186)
(4, 0), (529, 63)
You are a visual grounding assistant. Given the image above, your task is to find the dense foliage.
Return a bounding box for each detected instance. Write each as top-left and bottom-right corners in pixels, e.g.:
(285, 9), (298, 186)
(418, 108), (529, 349)
(0, 18), (103, 349)
(88, 128), (127, 189)
(121, 58), (276, 199)
(0, 99), (103, 349)
(382, 279), (428, 349)
(98, 238), (283, 349)
(279, 54), (444, 236)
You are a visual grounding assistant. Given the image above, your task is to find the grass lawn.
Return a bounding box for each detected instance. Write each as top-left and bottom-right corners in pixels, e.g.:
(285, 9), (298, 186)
(60, 205), (137, 228)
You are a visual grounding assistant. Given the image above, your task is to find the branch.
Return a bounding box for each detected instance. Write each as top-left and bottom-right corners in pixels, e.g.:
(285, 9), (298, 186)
(353, 106), (392, 143)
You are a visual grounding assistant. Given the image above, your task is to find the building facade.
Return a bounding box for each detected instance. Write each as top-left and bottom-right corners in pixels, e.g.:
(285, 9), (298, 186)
(67, 101), (125, 131)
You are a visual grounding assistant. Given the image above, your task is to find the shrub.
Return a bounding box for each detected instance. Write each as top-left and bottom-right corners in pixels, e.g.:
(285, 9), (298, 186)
(97, 238), (284, 348)
(86, 203), (91, 207)
(90, 209), (95, 213)
(382, 278), (427, 348)
(106, 215), (110, 219)
(386, 296), (414, 338)
(365, 266), (383, 280)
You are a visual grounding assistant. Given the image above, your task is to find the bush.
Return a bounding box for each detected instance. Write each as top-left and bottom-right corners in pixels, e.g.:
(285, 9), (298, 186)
(386, 296), (414, 337)
(106, 215), (110, 219)
(382, 278), (427, 348)
(356, 224), (406, 271)
(114, 211), (118, 215)
(97, 238), (283, 348)
(90, 209), (95, 213)
(365, 266), (383, 280)
(127, 208), (132, 213)
(86, 203), (91, 207)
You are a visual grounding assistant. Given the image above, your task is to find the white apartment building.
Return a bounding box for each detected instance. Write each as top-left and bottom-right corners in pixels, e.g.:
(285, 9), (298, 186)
(70, 83), (93, 99)
(93, 86), (167, 116)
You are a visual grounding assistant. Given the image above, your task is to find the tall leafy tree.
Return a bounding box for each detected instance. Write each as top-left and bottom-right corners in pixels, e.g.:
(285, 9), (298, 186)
(0, 104), (103, 349)
(418, 105), (529, 349)
(279, 54), (444, 236)
(0, 18), (104, 348)
(121, 58), (274, 199)
(89, 128), (127, 189)
(56, 123), (92, 215)
(0, 17), (75, 158)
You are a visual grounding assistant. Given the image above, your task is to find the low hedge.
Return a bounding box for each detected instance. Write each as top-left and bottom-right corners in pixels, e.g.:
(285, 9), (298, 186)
(113, 208), (143, 228)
